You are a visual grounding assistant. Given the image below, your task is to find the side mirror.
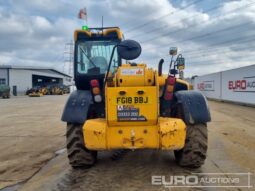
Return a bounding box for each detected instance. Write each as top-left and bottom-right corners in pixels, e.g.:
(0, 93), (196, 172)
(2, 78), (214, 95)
(169, 47), (178, 56)
(117, 40), (142, 60)
(176, 57), (185, 70)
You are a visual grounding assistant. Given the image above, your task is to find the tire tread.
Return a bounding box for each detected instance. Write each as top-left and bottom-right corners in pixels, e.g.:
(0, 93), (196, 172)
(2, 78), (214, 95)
(175, 124), (208, 168)
(66, 124), (97, 168)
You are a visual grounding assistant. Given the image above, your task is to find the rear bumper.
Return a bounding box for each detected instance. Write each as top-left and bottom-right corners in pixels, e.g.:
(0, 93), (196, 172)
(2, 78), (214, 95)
(83, 117), (186, 150)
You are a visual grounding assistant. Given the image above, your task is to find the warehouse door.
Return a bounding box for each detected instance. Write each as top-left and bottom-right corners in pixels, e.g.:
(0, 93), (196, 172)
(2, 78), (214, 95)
(32, 75), (62, 87)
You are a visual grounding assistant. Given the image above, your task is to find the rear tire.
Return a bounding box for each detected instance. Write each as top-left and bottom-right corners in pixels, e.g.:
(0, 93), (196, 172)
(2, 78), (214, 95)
(66, 123), (97, 168)
(174, 123), (207, 168)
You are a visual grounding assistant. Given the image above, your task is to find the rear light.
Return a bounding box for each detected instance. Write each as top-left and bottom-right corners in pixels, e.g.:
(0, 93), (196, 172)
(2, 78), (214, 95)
(166, 85), (174, 92)
(90, 79), (102, 103)
(164, 76), (176, 101)
(92, 87), (100, 95)
(94, 95), (102, 102)
(90, 79), (99, 87)
(167, 76), (175, 85)
(164, 92), (173, 100)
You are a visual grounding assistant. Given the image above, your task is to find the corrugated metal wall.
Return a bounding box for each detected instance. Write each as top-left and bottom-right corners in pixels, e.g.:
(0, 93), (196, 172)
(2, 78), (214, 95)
(8, 69), (72, 95)
(0, 69), (8, 85)
(193, 65), (255, 105)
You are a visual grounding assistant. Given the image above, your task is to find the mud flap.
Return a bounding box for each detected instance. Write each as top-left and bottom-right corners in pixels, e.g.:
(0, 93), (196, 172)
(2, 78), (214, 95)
(175, 90), (211, 124)
(61, 90), (92, 124)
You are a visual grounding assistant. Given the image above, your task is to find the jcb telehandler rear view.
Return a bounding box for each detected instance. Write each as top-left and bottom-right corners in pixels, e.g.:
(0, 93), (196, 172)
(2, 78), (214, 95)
(62, 27), (211, 168)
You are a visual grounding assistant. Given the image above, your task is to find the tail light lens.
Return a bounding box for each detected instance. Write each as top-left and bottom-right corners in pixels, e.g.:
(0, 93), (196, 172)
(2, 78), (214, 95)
(166, 85), (174, 92)
(92, 87), (100, 95)
(94, 95), (102, 102)
(90, 79), (99, 87)
(164, 76), (176, 101)
(90, 79), (102, 103)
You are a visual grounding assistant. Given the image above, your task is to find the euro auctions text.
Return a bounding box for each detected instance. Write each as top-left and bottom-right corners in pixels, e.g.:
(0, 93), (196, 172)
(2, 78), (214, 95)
(152, 173), (253, 188)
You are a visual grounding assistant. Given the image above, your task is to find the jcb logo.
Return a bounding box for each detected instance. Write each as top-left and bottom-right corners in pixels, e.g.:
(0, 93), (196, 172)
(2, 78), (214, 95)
(117, 97), (148, 104)
(136, 69), (143, 75)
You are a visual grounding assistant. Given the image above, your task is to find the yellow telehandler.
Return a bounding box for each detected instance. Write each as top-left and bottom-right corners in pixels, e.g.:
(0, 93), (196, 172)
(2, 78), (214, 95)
(62, 27), (210, 168)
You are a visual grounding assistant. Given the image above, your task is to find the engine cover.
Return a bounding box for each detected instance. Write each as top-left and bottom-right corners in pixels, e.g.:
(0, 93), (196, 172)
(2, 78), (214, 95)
(115, 64), (154, 87)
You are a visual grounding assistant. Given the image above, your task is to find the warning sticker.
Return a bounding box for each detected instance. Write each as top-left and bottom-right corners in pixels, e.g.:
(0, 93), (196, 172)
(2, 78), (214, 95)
(117, 105), (147, 121)
(120, 68), (144, 76)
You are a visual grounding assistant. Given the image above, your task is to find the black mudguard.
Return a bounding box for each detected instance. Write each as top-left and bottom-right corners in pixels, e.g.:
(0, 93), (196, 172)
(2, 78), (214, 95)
(61, 90), (92, 124)
(175, 90), (211, 124)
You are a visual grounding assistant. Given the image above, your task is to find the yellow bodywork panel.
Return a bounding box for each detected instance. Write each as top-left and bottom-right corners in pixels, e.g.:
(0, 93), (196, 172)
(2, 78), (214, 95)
(83, 117), (186, 150)
(158, 75), (167, 87)
(83, 119), (107, 149)
(102, 28), (123, 40)
(115, 64), (154, 87)
(73, 30), (92, 41)
(74, 28), (122, 41)
(176, 78), (191, 90)
(159, 118), (186, 150)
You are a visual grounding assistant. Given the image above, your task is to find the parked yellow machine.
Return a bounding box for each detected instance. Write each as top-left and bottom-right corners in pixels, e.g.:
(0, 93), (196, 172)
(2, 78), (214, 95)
(51, 86), (63, 95)
(28, 87), (44, 97)
(28, 92), (44, 97)
(40, 87), (49, 95)
(62, 27), (211, 168)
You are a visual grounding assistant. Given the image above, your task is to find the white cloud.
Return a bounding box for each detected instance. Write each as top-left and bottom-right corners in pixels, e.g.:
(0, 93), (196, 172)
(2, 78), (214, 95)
(33, 16), (52, 30)
(0, 0), (254, 77)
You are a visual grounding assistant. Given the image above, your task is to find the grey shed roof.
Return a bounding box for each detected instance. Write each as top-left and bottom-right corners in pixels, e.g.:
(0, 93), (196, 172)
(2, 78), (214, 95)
(0, 65), (72, 78)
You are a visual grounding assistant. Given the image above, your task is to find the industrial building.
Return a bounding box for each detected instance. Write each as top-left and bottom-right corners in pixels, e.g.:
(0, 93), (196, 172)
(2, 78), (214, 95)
(0, 65), (72, 95)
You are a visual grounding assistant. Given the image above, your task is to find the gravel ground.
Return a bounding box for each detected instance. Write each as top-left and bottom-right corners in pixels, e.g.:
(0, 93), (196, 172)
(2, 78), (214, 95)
(0, 96), (254, 191)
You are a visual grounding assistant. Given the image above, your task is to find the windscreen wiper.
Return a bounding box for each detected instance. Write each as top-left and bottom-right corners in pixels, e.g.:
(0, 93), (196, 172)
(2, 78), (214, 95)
(79, 47), (97, 68)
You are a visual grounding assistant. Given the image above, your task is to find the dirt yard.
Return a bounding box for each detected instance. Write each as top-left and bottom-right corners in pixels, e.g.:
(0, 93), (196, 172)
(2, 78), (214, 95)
(0, 96), (254, 191)
(0, 96), (66, 189)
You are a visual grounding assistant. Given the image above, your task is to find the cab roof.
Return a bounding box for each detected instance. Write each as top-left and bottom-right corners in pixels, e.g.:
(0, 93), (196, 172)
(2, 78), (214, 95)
(74, 27), (123, 41)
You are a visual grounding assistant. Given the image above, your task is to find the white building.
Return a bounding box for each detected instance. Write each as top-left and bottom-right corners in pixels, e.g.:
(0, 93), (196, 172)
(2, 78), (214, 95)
(193, 64), (255, 105)
(0, 65), (72, 95)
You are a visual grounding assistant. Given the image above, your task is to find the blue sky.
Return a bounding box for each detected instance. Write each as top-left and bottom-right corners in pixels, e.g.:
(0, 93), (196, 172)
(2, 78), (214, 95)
(0, 0), (254, 77)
